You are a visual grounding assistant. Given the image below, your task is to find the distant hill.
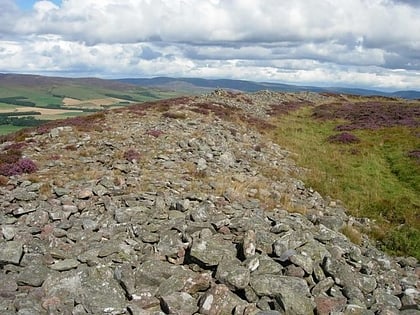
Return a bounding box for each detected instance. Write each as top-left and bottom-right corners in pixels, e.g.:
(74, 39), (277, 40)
(1, 73), (419, 99)
(0, 73), (136, 91)
(118, 77), (420, 100)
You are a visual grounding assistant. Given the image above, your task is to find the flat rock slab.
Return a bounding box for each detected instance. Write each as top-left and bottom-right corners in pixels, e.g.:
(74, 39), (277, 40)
(0, 241), (23, 265)
(49, 259), (80, 271)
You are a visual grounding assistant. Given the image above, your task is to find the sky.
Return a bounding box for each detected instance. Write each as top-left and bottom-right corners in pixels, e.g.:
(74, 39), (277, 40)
(1, 0), (420, 91)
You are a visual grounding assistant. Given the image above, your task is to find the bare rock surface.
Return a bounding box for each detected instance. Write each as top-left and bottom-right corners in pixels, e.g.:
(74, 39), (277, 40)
(0, 91), (418, 314)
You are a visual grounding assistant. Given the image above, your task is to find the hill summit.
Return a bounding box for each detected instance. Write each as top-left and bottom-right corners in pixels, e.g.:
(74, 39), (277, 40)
(0, 90), (418, 314)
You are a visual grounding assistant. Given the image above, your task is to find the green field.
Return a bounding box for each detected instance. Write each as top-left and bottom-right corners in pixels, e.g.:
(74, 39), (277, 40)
(0, 125), (26, 135)
(269, 105), (419, 258)
(0, 80), (187, 129)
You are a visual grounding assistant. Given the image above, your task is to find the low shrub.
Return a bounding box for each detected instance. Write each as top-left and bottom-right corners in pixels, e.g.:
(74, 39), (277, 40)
(327, 132), (360, 144)
(0, 158), (37, 176)
(162, 111), (187, 119)
(145, 129), (164, 138)
(313, 101), (419, 130)
(407, 150), (420, 162)
(0, 149), (22, 164)
(123, 149), (141, 162)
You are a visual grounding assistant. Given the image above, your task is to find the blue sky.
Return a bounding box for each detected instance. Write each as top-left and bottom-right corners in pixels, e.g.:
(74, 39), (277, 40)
(15, 0), (61, 10)
(1, 0), (420, 91)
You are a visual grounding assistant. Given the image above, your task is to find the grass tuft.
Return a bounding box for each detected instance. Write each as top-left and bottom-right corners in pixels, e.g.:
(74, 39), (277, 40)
(340, 224), (363, 245)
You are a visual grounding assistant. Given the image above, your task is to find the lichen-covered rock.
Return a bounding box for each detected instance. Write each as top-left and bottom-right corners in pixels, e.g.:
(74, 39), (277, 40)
(17, 264), (50, 287)
(160, 292), (198, 315)
(42, 266), (126, 314)
(250, 275), (310, 297)
(199, 284), (249, 315)
(190, 231), (237, 267)
(216, 256), (250, 290)
(0, 240), (23, 265)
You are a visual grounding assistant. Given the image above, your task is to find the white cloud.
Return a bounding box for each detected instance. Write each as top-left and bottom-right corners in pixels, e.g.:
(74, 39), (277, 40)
(0, 0), (419, 90)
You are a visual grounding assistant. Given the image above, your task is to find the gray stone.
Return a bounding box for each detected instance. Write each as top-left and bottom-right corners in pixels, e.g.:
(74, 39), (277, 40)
(199, 284), (249, 315)
(181, 272), (212, 294)
(93, 184), (108, 196)
(242, 229), (256, 258)
(285, 264), (305, 277)
(77, 188), (93, 199)
(25, 210), (49, 227)
(297, 240), (330, 264)
(400, 310), (420, 315)
(373, 289), (402, 310)
(135, 259), (185, 288)
(1, 225), (16, 240)
(43, 266), (126, 314)
(250, 274), (309, 297)
(251, 254), (283, 275)
(98, 242), (121, 258)
(160, 292), (198, 315)
(343, 286), (366, 307)
(82, 218), (99, 231)
(12, 190), (37, 201)
(157, 229), (185, 258)
(315, 296), (347, 315)
(17, 263), (50, 287)
(219, 151), (236, 167)
(324, 257), (377, 294)
(12, 206), (36, 216)
(49, 259), (80, 271)
(318, 215), (344, 231)
(190, 232), (236, 267)
(272, 230), (312, 257)
(130, 288), (160, 310)
(290, 253), (313, 274)
(216, 257), (250, 289)
(0, 273), (18, 297)
(197, 158), (207, 171)
(0, 240), (23, 265)
(53, 187), (69, 196)
(311, 277), (335, 296)
(342, 304), (375, 315)
(114, 263), (136, 298)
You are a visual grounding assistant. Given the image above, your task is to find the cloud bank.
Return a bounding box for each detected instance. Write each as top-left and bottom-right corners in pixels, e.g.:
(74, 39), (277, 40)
(1, 0), (419, 90)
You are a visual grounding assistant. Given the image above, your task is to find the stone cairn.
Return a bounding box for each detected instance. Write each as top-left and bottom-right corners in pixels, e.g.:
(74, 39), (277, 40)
(0, 91), (418, 314)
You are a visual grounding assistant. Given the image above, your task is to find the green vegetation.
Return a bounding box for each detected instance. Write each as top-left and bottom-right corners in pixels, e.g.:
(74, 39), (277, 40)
(0, 96), (36, 106)
(0, 125), (24, 135)
(0, 80), (187, 131)
(269, 106), (419, 258)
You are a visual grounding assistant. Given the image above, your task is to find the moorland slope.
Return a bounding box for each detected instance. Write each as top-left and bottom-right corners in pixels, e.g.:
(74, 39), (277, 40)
(0, 90), (418, 314)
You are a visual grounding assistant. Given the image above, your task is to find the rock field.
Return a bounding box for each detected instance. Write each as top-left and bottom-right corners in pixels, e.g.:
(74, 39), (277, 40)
(0, 90), (419, 314)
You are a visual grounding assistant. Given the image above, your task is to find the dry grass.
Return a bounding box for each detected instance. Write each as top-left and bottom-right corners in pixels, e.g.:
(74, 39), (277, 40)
(340, 224), (363, 245)
(279, 193), (308, 215)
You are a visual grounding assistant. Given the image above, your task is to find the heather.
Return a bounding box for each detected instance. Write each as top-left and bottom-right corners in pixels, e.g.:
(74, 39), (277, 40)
(327, 132), (360, 144)
(0, 157), (37, 176)
(313, 101), (419, 130)
(268, 100), (309, 116)
(123, 149), (141, 162)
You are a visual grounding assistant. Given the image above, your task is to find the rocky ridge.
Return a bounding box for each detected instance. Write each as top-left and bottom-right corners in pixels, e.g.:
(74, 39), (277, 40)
(0, 90), (419, 314)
